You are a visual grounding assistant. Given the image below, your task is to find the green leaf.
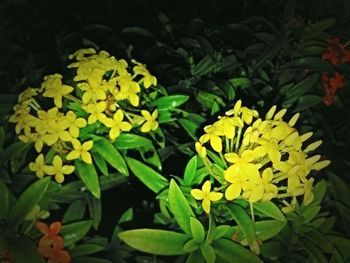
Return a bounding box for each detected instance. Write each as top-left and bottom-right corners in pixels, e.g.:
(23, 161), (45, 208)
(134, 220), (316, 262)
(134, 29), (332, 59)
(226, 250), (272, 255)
(75, 160), (100, 199)
(282, 57), (334, 72)
(179, 118), (199, 140)
(8, 177), (50, 228)
(183, 156), (198, 186)
(304, 230), (332, 253)
(148, 95), (189, 110)
(190, 217), (205, 243)
(61, 220), (93, 246)
(229, 77), (252, 89)
(118, 229), (188, 255)
(70, 244), (105, 257)
(92, 151), (108, 176)
(183, 239), (200, 253)
(191, 55), (216, 77)
(74, 257), (112, 263)
(196, 91), (225, 110)
(328, 173), (350, 206)
(329, 236), (350, 258)
(169, 179), (195, 235)
(255, 31), (286, 68)
(114, 133), (161, 170)
(299, 238), (328, 263)
(63, 199), (86, 224)
(302, 205), (320, 223)
(228, 220), (285, 242)
(301, 18), (337, 40)
(121, 26), (155, 38)
(293, 95), (323, 112)
(200, 244), (216, 263)
(9, 236), (45, 263)
(312, 180), (327, 206)
(254, 220), (286, 241)
(213, 239), (262, 263)
(186, 250), (205, 263)
(92, 136), (128, 176)
(228, 204), (258, 253)
(126, 157), (168, 193)
(213, 225), (231, 240)
(118, 208), (134, 224)
(253, 201), (286, 222)
(0, 180), (13, 220)
(331, 248), (345, 263)
(87, 194), (102, 229)
(0, 141), (30, 165)
(100, 173), (128, 191)
(114, 133), (153, 149)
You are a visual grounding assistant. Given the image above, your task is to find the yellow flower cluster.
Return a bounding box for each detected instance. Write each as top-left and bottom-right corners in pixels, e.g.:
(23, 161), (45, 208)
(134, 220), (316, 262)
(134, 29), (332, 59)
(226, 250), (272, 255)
(9, 48), (159, 183)
(192, 100), (330, 213)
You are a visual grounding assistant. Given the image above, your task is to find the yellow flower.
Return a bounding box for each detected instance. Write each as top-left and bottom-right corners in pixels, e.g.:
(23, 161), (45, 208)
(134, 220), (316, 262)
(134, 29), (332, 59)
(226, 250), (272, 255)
(140, 109), (158, 133)
(132, 60), (157, 88)
(240, 107), (259, 124)
(191, 180), (223, 213)
(115, 74), (141, 106)
(42, 74), (73, 108)
(78, 70), (107, 104)
(66, 139), (93, 164)
(241, 168), (278, 202)
(199, 125), (222, 152)
(25, 205), (50, 221)
(224, 150), (260, 180)
(29, 154), (47, 178)
(69, 48), (96, 60)
(253, 138), (281, 163)
(65, 111), (87, 138)
(195, 142), (207, 158)
(102, 109), (132, 140)
(224, 172), (246, 201)
(215, 116), (243, 139)
(9, 104), (38, 134)
(42, 116), (72, 146)
(83, 101), (107, 124)
(35, 107), (59, 135)
(43, 155), (75, 183)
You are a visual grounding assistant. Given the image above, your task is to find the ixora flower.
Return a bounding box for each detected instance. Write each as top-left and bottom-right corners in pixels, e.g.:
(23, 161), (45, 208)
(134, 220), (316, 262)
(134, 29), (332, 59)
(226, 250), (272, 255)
(193, 100), (330, 213)
(66, 139), (93, 164)
(9, 47), (160, 185)
(43, 155), (75, 183)
(140, 109), (159, 133)
(191, 180), (223, 213)
(36, 221), (71, 263)
(102, 109), (132, 140)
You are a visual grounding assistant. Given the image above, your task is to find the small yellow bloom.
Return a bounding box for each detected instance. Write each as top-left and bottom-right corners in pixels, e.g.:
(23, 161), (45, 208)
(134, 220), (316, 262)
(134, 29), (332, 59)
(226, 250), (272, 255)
(29, 154), (47, 178)
(102, 109), (132, 140)
(140, 109), (158, 133)
(191, 180), (223, 213)
(115, 74), (141, 106)
(195, 142), (207, 158)
(83, 101), (107, 124)
(43, 155), (75, 183)
(132, 60), (157, 88)
(66, 139), (94, 164)
(25, 205), (50, 221)
(65, 111), (87, 138)
(42, 74), (73, 108)
(199, 125), (222, 152)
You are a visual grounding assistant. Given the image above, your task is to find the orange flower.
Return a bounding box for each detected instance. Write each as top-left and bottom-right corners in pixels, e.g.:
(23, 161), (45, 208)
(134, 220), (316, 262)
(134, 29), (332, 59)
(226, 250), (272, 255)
(38, 237), (71, 263)
(36, 221), (71, 263)
(321, 37), (350, 65)
(321, 72), (345, 106)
